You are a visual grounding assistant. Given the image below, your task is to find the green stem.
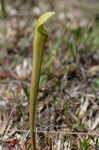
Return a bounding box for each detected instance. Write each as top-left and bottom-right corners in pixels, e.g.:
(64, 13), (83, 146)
(1, 0), (7, 18)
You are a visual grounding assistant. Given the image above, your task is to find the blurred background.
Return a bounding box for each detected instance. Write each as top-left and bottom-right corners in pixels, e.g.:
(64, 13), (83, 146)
(0, 0), (99, 149)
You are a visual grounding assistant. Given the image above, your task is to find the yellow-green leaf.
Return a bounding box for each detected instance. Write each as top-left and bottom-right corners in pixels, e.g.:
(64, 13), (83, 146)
(36, 11), (55, 30)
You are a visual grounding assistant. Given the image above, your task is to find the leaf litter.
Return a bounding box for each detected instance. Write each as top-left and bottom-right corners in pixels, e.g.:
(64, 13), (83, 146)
(0, 0), (99, 149)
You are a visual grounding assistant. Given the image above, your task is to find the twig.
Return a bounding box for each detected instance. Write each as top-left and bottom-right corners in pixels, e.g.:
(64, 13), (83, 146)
(35, 130), (99, 136)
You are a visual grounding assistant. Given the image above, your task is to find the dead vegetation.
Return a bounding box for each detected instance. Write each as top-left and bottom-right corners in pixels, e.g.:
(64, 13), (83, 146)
(0, 0), (99, 149)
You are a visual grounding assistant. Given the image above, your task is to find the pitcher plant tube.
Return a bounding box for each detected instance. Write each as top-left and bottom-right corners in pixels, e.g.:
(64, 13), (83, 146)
(29, 12), (55, 150)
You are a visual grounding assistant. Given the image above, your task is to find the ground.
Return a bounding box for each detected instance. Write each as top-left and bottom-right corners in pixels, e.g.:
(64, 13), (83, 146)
(0, 0), (99, 150)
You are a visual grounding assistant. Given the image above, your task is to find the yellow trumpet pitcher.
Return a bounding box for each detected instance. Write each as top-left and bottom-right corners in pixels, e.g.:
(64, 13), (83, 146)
(29, 12), (55, 150)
